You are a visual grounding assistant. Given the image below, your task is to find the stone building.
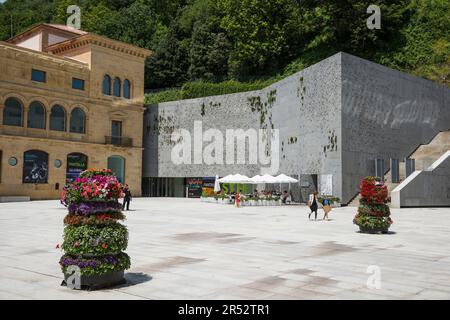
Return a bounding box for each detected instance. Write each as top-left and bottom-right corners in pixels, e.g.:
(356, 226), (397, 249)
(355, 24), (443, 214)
(0, 24), (151, 200)
(143, 53), (450, 205)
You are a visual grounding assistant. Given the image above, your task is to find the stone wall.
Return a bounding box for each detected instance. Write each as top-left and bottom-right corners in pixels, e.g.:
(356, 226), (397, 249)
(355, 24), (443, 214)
(0, 135), (142, 200)
(391, 151), (450, 207)
(0, 41), (147, 199)
(143, 54), (342, 202)
(341, 53), (450, 203)
(144, 52), (450, 204)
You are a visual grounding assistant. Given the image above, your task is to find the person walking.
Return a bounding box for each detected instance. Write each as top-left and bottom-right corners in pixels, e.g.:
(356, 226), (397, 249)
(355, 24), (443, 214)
(322, 198), (332, 221)
(308, 191), (318, 220)
(122, 184), (132, 211)
(235, 191), (241, 208)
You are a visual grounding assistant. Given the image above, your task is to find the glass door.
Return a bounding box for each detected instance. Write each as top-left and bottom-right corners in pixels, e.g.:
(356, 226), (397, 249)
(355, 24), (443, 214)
(111, 120), (122, 145)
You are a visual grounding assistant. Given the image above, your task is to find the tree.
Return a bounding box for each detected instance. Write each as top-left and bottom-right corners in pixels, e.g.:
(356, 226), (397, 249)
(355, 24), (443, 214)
(188, 20), (230, 81)
(217, 0), (304, 79)
(145, 24), (190, 88)
(0, 0), (56, 41)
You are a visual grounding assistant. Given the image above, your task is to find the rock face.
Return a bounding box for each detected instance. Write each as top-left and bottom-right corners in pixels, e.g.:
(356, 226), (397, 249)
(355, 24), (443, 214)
(59, 168), (130, 290)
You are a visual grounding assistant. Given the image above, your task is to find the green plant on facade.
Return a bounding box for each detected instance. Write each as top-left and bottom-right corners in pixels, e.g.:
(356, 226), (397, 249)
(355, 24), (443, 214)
(150, 112), (179, 146)
(247, 89), (277, 129)
(323, 130), (338, 157)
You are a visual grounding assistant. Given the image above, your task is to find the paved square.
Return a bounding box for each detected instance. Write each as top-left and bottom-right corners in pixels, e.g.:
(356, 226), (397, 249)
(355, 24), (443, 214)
(1, 198), (450, 300)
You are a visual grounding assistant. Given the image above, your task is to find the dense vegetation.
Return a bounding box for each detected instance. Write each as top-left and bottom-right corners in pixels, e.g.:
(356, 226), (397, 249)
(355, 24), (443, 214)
(1, 0), (449, 104)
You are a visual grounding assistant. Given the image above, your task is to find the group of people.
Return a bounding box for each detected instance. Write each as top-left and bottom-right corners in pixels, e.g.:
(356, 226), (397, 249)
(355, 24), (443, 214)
(121, 186), (330, 220)
(229, 189), (293, 208)
(228, 190), (330, 219)
(308, 191), (332, 221)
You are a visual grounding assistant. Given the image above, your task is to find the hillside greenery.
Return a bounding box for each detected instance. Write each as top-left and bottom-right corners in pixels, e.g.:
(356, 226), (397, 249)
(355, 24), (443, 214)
(0, 0), (449, 104)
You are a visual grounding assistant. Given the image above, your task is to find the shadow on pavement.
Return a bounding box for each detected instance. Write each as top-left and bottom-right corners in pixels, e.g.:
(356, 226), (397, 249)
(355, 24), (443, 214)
(120, 272), (153, 287)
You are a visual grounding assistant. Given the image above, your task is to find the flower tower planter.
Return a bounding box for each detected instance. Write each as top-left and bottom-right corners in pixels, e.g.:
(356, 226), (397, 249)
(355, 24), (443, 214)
(353, 176), (393, 234)
(59, 169), (130, 290)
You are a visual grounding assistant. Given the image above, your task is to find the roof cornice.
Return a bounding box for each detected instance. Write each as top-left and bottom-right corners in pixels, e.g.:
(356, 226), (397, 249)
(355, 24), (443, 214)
(0, 41), (89, 70)
(7, 23), (86, 44)
(46, 34), (152, 59)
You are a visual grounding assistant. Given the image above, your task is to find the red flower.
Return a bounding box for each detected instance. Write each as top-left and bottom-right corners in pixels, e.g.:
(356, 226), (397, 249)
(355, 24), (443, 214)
(101, 243), (107, 249)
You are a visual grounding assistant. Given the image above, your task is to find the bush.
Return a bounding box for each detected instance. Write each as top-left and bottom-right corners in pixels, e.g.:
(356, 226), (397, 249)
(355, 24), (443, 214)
(60, 253), (130, 276)
(353, 176), (393, 231)
(59, 168), (130, 280)
(62, 224), (128, 256)
(180, 80), (274, 99)
(145, 79), (278, 105)
(145, 88), (183, 105)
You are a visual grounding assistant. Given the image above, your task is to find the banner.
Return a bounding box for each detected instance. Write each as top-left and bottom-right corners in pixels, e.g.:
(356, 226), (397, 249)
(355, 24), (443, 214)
(186, 178), (202, 198)
(202, 177), (216, 197)
(23, 150), (48, 184)
(66, 153), (88, 182)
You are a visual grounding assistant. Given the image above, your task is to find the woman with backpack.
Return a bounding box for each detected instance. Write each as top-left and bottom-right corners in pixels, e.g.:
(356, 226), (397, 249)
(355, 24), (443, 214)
(322, 198), (332, 221)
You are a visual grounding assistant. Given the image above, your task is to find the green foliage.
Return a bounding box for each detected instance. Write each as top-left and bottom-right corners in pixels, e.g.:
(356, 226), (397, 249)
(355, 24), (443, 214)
(217, 0), (305, 78)
(180, 80), (272, 99)
(62, 223), (128, 256)
(60, 252), (131, 276)
(145, 79), (276, 104)
(353, 215), (392, 229)
(145, 88), (183, 105)
(1, 0), (449, 96)
(353, 176), (392, 232)
(318, 196), (340, 205)
(0, 0), (55, 40)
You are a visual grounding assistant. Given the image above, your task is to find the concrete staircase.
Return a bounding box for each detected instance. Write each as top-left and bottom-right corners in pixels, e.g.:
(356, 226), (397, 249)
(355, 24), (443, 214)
(410, 131), (450, 170)
(347, 130), (450, 207)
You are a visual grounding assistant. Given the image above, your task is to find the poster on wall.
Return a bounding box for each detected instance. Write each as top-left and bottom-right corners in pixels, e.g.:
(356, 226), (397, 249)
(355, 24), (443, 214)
(186, 178), (202, 198)
(66, 153), (88, 182)
(202, 177), (216, 197)
(23, 150), (48, 184)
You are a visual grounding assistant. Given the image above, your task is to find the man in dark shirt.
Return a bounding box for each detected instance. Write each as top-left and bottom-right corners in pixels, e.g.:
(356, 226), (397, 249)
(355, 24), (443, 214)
(122, 185), (132, 211)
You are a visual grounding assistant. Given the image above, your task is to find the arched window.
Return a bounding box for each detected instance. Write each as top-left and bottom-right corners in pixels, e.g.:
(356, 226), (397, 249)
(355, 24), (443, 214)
(3, 97), (23, 126)
(103, 74), (111, 96)
(66, 153), (88, 182)
(23, 150), (48, 183)
(123, 79), (131, 99)
(107, 155), (125, 183)
(113, 77), (121, 97)
(50, 105), (66, 131)
(70, 107), (86, 134)
(27, 101), (46, 129)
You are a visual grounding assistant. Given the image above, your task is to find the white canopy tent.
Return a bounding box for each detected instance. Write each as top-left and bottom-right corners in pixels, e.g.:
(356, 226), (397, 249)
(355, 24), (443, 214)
(275, 174), (299, 194)
(216, 174), (298, 195)
(218, 174), (252, 184)
(275, 174), (299, 184)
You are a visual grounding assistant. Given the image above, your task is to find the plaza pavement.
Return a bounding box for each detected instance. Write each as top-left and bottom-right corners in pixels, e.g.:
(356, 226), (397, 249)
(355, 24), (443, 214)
(0, 198), (450, 300)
